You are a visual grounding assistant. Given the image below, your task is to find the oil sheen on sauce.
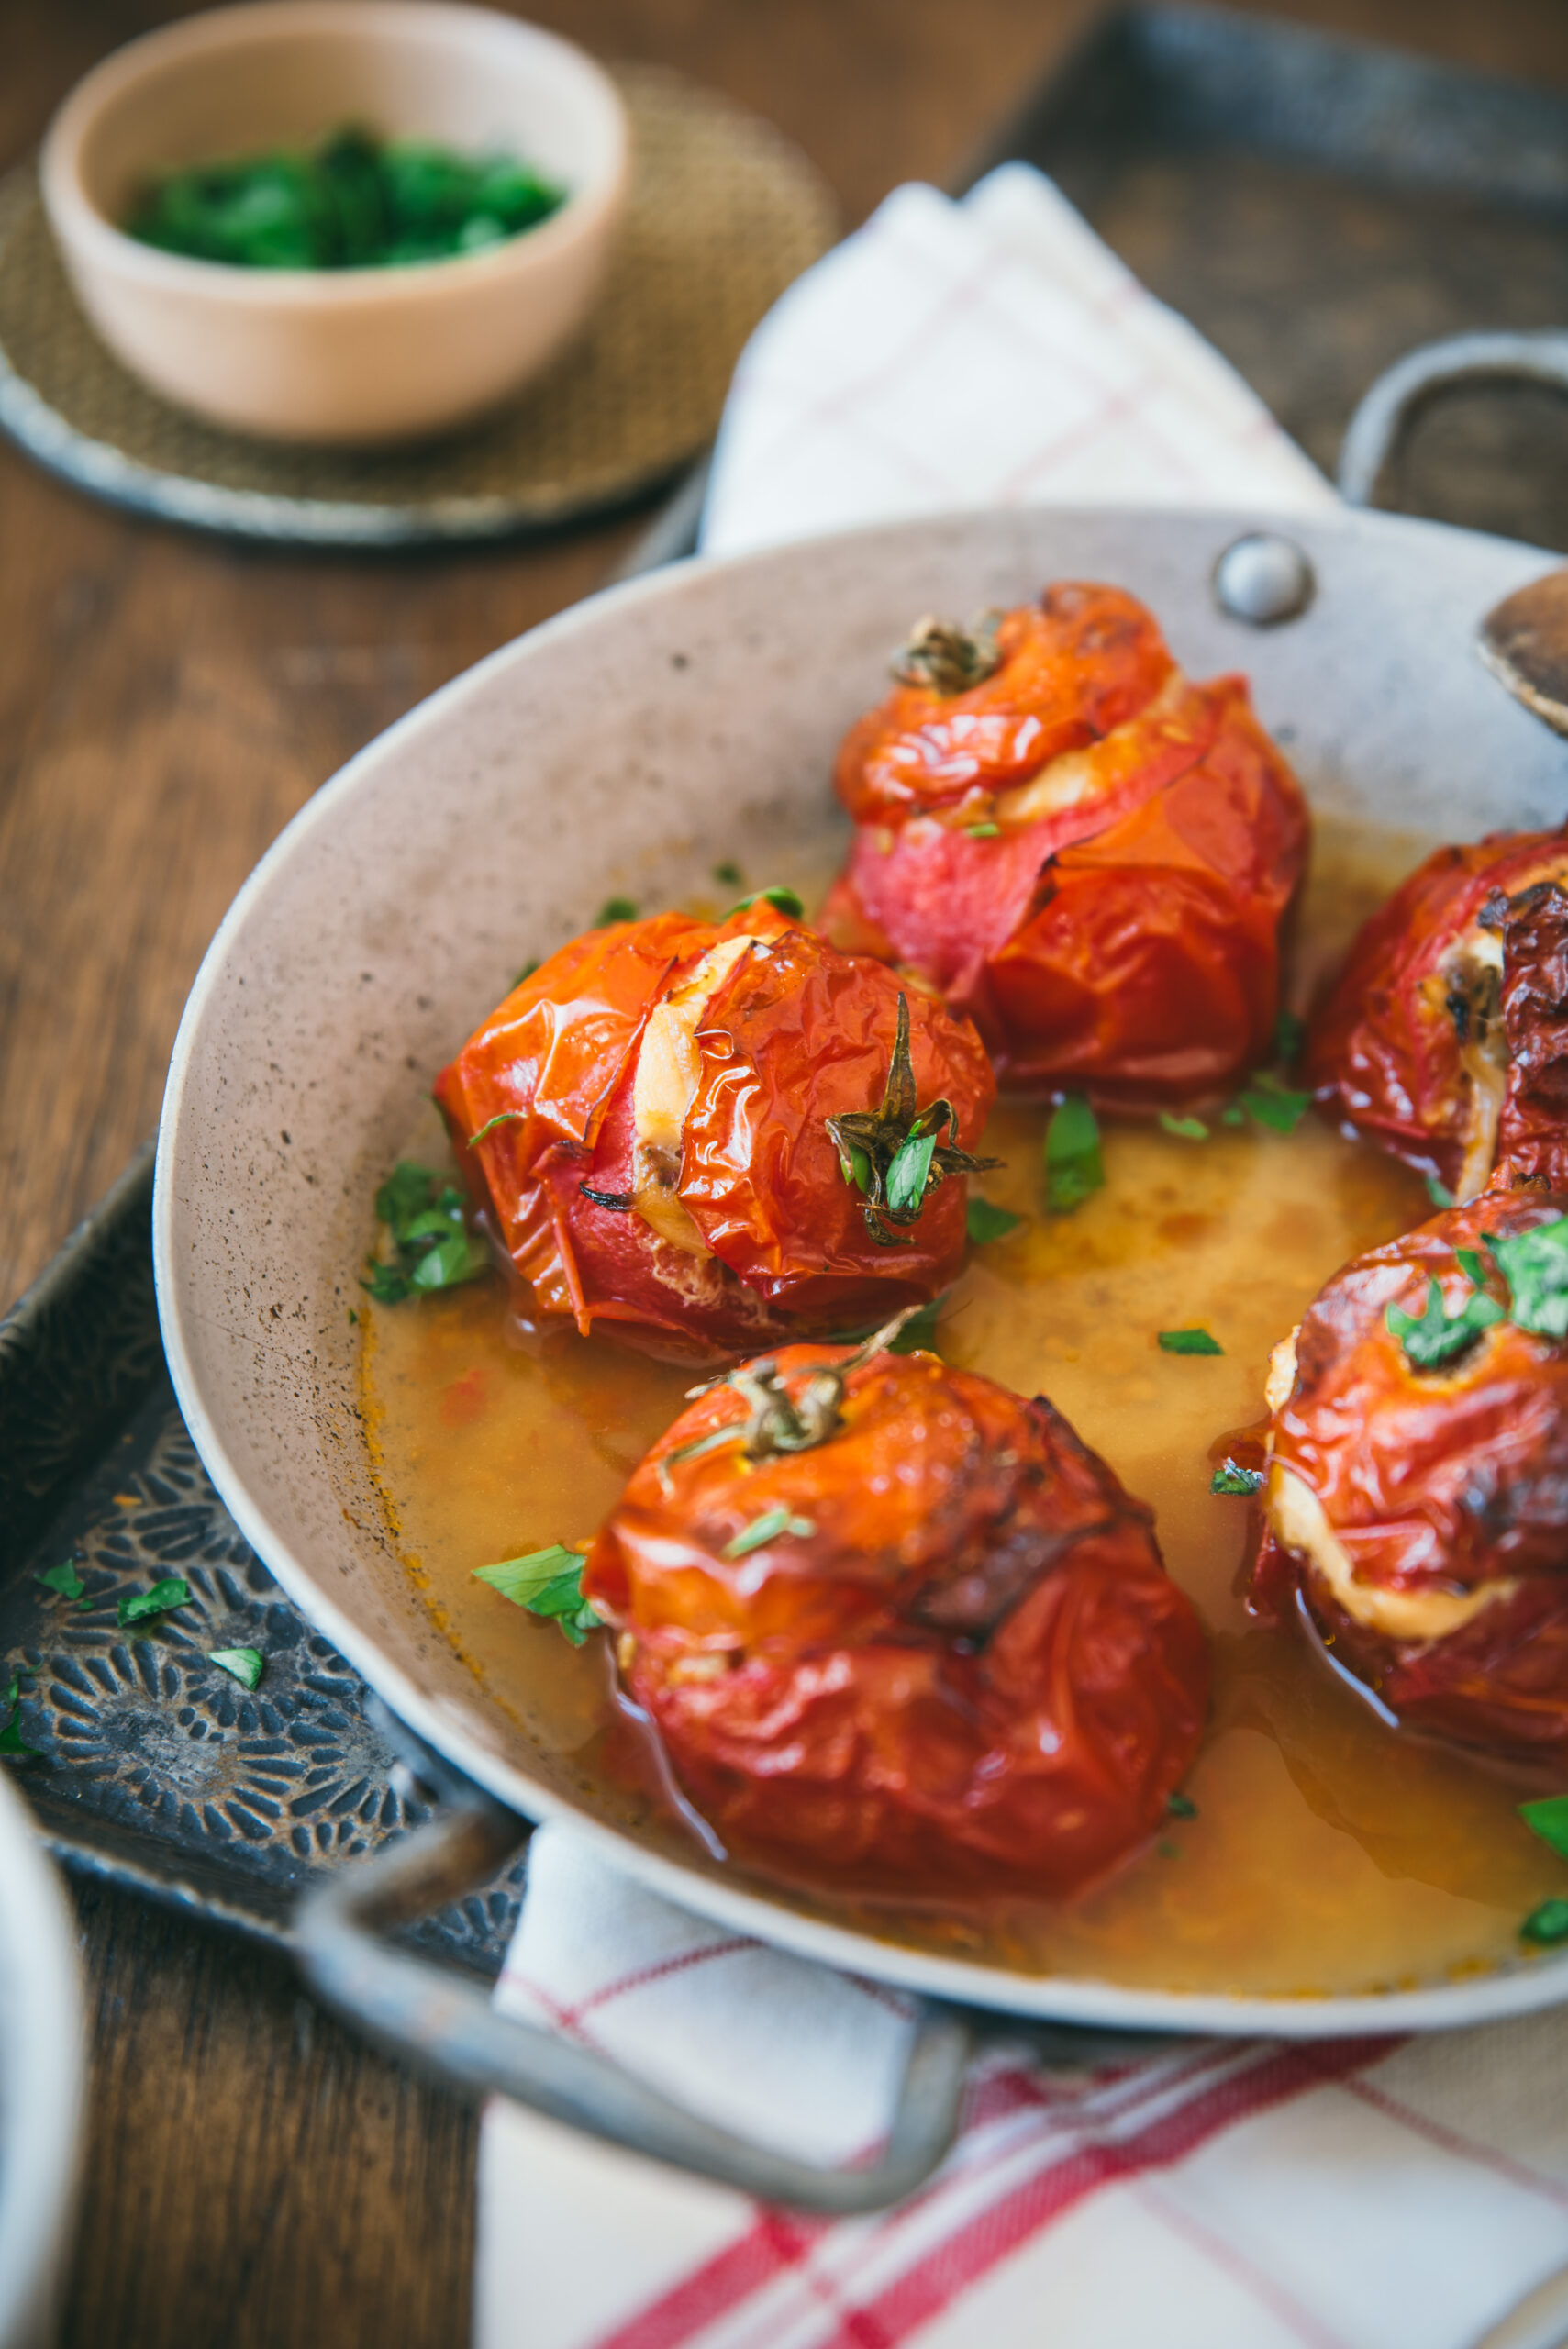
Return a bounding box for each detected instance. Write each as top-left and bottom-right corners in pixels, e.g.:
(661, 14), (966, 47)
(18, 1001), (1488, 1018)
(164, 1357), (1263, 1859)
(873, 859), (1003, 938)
(361, 822), (1568, 1998)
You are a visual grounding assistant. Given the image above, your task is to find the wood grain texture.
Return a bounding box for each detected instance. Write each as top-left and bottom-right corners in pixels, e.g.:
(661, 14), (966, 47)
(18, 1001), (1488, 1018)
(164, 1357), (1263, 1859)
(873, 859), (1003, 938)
(2, 2), (1565, 2343)
(61, 1882), (478, 2349)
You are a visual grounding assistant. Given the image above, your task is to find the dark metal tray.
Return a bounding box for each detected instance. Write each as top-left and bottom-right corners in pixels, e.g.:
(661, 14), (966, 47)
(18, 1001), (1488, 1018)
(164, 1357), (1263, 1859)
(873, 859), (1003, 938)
(995, 5), (1568, 551)
(0, 1145), (527, 1965)
(8, 0), (1568, 1951)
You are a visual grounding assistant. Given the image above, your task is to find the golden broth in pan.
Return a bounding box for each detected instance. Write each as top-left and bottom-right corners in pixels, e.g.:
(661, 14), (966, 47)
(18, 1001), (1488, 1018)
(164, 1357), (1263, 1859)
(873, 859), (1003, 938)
(360, 820), (1568, 1998)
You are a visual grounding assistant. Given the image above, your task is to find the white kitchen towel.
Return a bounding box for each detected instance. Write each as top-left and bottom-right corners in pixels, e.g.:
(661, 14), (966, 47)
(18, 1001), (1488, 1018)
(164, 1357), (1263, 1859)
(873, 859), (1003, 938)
(699, 162), (1334, 557)
(472, 167), (1562, 2349)
(478, 1832), (1568, 2349)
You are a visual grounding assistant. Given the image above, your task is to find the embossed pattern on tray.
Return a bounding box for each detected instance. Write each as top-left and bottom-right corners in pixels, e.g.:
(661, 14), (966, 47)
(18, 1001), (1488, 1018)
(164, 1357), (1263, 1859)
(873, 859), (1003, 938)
(0, 65), (837, 543)
(0, 1154), (527, 1963)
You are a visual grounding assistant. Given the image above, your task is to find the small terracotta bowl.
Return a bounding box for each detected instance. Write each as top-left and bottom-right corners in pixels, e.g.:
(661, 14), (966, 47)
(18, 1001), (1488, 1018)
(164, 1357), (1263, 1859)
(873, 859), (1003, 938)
(39, 0), (628, 447)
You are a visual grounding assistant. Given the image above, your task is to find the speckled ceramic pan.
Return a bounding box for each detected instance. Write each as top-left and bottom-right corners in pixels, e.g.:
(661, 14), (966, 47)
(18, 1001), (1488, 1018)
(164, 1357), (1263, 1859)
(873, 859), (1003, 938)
(156, 505), (1568, 2041)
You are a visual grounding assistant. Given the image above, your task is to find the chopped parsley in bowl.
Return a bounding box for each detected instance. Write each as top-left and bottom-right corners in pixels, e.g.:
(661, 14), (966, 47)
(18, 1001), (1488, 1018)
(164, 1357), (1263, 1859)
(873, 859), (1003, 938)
(125, 124), (565, 271)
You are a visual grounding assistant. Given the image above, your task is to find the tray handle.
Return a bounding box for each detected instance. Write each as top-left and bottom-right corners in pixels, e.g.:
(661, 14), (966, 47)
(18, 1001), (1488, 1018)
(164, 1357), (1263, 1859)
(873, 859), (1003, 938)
(1338, 329), (1568, 508)
(294, 1713), (974, 2216)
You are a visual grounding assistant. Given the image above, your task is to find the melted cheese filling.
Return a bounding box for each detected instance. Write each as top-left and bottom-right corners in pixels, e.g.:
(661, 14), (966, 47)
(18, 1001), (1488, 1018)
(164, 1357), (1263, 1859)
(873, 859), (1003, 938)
(1267, 1461), (1513, 1642)
(1446, 926), (1506, 1203)
(630, 935), (759, 1254)
(993, 667), (1191, 830)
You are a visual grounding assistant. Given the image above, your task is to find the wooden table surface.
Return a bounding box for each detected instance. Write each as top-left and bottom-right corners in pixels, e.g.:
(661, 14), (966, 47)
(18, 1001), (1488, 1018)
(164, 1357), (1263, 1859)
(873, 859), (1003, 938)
(5, 2), (1568, 2342)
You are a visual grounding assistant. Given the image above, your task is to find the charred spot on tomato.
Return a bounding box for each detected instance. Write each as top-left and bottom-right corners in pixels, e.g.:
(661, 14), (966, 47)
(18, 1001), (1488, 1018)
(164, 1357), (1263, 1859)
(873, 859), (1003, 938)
(581, 1342), (1208, 1899)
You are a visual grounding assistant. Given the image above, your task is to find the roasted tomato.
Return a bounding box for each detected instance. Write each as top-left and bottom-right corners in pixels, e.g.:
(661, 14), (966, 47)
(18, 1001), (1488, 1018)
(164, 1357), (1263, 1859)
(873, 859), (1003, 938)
(819, 583), (1309, 1107)
(1307, 828), (1568, 1200)
(1250, 1191), (1568, 1758)
(435, 903), (997, 1356)
(582, 1332), (1210, 1898)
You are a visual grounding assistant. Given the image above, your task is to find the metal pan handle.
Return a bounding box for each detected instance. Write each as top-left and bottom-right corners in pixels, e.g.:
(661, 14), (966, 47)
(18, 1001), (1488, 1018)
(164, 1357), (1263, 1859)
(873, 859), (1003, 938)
(1339, 329), (1568, 508)
(294, 1707), (974, 2216)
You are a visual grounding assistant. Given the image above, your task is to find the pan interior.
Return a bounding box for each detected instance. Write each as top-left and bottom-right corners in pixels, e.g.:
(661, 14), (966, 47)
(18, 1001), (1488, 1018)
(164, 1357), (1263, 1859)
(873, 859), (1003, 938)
(156, 505), (1568, 2030)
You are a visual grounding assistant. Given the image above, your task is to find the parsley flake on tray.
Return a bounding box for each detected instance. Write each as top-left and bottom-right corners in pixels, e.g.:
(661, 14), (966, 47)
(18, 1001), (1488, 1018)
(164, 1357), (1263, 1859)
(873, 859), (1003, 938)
(209, 1648), (266, 1692)
(37, 1556), (90, 1609)
(0, 1674), (39, 1762)
(118, 1576), (192, 1629)
(1211, 1461), (1263, 1495)
(474, 1545), (601, 1646)
(1159, 1329), (1223, 1356)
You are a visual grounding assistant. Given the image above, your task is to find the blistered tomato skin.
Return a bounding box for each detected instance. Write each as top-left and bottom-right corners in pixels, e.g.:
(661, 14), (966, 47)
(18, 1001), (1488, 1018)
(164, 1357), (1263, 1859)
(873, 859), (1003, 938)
(583, 1344), (1210, 1898)
(1306, 829), (1568, 1199)
(1251, 1192), (1568, 1758)
(435, 907), (995, 1356)
(820, 584), (1308, 1107)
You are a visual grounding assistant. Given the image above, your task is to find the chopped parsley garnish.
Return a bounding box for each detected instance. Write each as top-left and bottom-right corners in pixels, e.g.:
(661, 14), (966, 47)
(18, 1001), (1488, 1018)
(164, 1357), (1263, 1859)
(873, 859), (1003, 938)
(827, 994), (1000, 1245)
(362, 1161), (489, 1302)
(1273, 1008), (1307, 1063)
(1220, 1105), (1245, 1127)
(1426, 1174), (1456, 1208)
(125, 126), (565, 270)
(713, 860), (744, 888)
(966, 1197), (1023, 1245)
(1385, 1274), (1502, 1369)
(1520, 1898), (1568, 1947)
(210, 1647), (266, 1691)
(1159, 1113), (1208, 1141)
(1236, 1073), (1311, 1134)
(1158, 1328), (1223, 1355)
(119, 1576), (192, 1629)
(1167, 1792), (1199, 1820)
(0, 1673), (39, 1761)
(469, 1109), (526, 1145)
(1520, 1795), (1568, 1863)
(729, 885), (804, 919)
(473, 1545), (601, 1645)
(1044, 1095), (1104, 1213)
(965, 822), (1000, 840)
(1485, 1218), (1568, 1340)
(1211, 1461), (1263, 1495)
(37, 1557), (89, 1609)
(597, 896), (639, 925)
(722, 1508), (817, 1560)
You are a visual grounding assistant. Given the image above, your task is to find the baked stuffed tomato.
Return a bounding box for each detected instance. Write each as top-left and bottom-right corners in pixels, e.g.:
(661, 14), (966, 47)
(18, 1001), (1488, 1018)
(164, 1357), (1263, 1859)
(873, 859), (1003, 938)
(582, 1328), (1209, 1897)
(1250, 1190), (1568, 1758)
(1307, 829), (1568, 1200)
(435, 900), (996, 1356)
(819, 582), (1309, 1107)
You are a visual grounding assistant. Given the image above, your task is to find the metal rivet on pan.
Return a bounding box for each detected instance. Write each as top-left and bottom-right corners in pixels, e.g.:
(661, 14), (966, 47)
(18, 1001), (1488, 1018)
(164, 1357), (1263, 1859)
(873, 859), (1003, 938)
(1212, 533), (1316, 627)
